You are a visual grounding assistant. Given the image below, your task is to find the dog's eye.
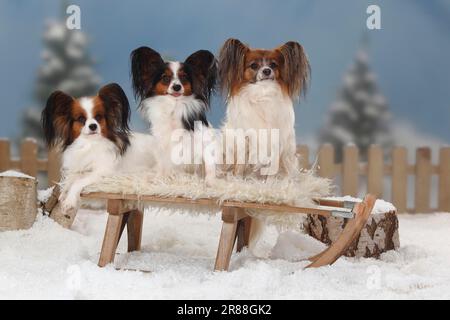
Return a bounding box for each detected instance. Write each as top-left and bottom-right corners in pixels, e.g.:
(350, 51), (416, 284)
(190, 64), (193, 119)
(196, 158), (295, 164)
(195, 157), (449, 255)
(77, 116), (86, 124)
(269, 62), (277, 69)
(250, 62), (259, 70)
(179, 75), (188, 82)
(95, 114), (103, 122)
(161, 75), (171, 84)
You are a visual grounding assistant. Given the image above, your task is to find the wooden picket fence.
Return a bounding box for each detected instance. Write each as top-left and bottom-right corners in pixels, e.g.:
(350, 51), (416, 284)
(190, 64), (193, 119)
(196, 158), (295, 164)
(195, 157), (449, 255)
(297, 144), (450, 213)
(0, 138), (449, 213)
(0, 138), (61, 187)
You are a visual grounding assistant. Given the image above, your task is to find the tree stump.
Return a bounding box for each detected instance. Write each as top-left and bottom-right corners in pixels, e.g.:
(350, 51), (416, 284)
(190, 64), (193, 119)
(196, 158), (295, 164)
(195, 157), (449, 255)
(304, 207), (399, 258)
(0, 172), (38, 231)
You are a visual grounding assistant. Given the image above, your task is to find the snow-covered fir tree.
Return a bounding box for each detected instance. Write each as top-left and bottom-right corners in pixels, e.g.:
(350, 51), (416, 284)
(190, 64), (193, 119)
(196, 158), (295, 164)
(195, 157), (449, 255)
(319, 47), (392, 161)
(21, 20), (101, 150)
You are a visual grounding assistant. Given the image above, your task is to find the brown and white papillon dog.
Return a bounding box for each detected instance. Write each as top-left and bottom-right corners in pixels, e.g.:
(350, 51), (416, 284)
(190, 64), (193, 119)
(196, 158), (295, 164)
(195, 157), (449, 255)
(42, 83), (155, 211)
(130, 47), (217, 177)
(219, 38), (310, 178)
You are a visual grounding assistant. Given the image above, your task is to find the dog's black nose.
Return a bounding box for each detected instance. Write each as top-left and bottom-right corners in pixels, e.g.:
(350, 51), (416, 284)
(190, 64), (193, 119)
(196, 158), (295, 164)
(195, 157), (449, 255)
(262, 68), (272, 76)
(89, 123), (97, 131)
(173, 84), (182, 92)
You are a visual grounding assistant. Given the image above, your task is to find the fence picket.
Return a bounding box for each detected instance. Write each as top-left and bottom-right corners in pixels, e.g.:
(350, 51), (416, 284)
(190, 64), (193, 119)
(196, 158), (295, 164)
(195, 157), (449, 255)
(318, 144), (335, 178)
(415, 147), (432, 213)
(0, 139), (11, 172)
(47, 148), (61, 186)
(342, 145), (358, 196)
(20, 139), (38, 177)
(368, 145), (383, 197)
(392, 147), (408, 213)
(438, 147), (450, 212)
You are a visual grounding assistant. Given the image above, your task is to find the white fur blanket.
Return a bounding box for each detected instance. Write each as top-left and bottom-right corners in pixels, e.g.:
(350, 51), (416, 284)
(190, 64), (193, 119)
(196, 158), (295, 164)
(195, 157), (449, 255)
(82, 171), (332, 229)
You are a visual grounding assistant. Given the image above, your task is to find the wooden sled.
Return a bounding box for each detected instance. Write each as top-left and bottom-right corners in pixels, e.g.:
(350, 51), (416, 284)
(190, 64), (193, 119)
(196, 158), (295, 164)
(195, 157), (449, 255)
(79, 192), (376, 272)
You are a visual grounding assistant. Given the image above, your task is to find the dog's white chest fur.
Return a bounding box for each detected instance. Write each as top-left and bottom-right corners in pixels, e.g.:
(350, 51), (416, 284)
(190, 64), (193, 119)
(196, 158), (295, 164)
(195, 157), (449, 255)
(62, 136), (119, 176)
(225, 81), (294, 131)
(141, 95), (207, 174)
(223, 81), (298, 176)
(142, 95), (205, 137)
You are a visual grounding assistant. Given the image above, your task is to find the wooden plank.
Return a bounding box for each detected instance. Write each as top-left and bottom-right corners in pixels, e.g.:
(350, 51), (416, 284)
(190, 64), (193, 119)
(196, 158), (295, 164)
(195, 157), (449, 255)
(0, 139), (11, 172)
(20, 139), (38, 177)
(81, 192), (335, 218)
(415, 147), (432, 213)
(367, 145), (383, 198)
(391, 147), (408, 213)
(236, 216), (252, 253)
(127, 210), (144, 252)
(342, 145), (359, 196)
(47, 148), (61, 186)
(438, 147), (450, 212)
(318, 144), (335, 178)
(297, 145), (309, 170)
(98, 213), (125, 267)
(214, 207), (239, 271)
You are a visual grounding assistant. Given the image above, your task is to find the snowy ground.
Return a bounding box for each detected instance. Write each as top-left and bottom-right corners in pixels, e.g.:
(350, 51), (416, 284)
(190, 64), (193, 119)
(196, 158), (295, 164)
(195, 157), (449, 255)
(1, 207), (450, 300)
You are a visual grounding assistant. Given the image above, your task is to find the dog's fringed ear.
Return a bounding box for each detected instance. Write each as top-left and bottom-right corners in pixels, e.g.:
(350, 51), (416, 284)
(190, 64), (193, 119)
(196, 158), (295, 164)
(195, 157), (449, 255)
(278, 41), (310, 99)
(130, 46), (165, 101)
(41, 91), (74, 149)
(98, 83), (131, 154)
(218, 38), (248, 97)
(185, 50), (217, 104)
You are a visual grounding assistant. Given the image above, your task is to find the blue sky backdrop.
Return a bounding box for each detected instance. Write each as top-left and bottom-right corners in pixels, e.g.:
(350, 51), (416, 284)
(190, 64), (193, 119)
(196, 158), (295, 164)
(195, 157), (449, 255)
(0, 0), (449, 144)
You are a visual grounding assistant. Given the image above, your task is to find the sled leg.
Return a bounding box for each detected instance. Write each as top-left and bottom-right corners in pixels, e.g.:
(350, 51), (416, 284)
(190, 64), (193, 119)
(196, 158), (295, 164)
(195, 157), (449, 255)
(117, 212), (129, 245)
(98, 200), (126, 267)
(127, 209), (143, 252)
(306, 194), (376, 268)
(236, 214), (252, 253)
(215, 207), (247, 271)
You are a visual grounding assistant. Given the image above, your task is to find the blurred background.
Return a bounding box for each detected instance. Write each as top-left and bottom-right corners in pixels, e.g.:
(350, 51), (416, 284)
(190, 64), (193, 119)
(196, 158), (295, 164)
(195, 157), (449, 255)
(0, 0), (449, 160)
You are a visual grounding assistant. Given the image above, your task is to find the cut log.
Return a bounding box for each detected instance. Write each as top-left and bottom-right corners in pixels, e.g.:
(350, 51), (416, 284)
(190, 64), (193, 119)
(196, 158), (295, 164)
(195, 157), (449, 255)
(0, 173), (37, 231)
(304, 208), (399, 258)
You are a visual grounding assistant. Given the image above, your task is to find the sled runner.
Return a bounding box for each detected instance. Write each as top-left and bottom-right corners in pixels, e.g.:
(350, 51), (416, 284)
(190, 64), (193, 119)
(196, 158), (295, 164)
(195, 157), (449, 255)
(79, 192), (376, 271)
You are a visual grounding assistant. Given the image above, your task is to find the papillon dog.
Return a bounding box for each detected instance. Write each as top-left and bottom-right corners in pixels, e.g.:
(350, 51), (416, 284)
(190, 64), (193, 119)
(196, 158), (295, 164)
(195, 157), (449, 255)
(130, 47), (217, 177)
(218, 39), (310, 250)
(42, 83), (155, 211)
(219, 38), (310, 178)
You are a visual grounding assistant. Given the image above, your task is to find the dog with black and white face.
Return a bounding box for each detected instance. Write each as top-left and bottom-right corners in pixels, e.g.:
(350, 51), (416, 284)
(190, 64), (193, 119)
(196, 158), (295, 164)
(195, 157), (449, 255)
(131, 47), (217, 176)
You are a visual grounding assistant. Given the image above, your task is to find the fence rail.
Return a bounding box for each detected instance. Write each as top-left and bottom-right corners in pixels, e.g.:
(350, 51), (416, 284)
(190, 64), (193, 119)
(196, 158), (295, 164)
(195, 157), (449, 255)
(0, 138), (449, 213)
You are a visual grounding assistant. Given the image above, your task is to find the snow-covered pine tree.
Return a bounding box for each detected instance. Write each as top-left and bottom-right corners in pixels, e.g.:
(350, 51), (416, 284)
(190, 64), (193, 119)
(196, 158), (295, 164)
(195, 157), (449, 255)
(21, 20), (101, 150)
(319, 47), (392, 161)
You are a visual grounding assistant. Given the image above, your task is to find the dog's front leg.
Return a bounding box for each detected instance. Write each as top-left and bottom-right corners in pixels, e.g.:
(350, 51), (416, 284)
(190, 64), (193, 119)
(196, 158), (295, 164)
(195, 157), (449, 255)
(60, 174), (100, 211)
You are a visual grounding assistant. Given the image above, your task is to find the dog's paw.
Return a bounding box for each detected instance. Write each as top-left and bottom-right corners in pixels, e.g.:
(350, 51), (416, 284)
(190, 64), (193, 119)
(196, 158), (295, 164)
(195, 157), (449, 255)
(58, 189), (68, 203)
(61, 192), (79, 212)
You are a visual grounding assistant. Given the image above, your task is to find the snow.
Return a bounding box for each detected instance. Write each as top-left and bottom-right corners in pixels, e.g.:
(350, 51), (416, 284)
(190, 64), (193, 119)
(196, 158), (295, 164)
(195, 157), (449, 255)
(1, 205), (449, 299)
(324, 195), (396, 214)
(0, 170), (35, 180)
(38, 186), (55, 203)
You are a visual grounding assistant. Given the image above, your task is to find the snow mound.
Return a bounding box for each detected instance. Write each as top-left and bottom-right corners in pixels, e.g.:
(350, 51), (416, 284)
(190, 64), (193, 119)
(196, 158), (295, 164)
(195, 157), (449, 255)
(270, 231), (326, 261)
(0, 170), (35, 180)
(324, 195), (396, 214)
